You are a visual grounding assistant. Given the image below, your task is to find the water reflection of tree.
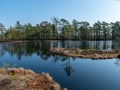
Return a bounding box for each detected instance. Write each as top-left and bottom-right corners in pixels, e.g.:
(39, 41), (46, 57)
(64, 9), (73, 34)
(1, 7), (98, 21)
(0, 44), (5, 57)
(114, 58), (120, 66)
(103, 41), (106, 50)
(112, 41), (120, 50)
(80, 40), (87, 49)
(52, 55), (61, 63)
(96, 41), (101, 50)
(52, 55), (74, 76)
(61, 40), (65, 48)
(1, 40), (119, 63)
(0, 41), (52, 60)
(62, 57), (74, 76)
(39, 41), (52, 60)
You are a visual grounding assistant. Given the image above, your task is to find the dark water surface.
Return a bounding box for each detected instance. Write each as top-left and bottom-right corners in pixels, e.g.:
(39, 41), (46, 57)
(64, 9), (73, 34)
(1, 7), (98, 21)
(0, 40), (120, 90)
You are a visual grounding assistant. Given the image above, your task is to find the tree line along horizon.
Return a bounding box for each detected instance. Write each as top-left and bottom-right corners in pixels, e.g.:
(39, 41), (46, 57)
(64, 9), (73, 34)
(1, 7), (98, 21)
(0, 17), (120, 40)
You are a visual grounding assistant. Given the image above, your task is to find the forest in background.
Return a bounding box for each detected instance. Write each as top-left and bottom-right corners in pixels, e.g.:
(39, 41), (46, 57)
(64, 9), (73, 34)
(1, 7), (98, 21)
(0, 17), (120, 40)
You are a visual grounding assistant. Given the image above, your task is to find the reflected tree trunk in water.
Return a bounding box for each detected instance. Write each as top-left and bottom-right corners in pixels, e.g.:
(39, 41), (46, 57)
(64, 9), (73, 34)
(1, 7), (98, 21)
(62, 57), (74, 76)
(114, 59), (120, 66)
(96, 41), (101, 50)
(103, 41), (107, 50)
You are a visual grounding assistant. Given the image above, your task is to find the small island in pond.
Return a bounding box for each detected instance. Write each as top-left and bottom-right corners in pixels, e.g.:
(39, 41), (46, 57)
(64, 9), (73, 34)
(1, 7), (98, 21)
(50, 48), (120, 59)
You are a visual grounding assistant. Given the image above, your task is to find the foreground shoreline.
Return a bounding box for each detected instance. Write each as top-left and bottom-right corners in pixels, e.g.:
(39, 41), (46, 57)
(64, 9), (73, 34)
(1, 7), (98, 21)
(50, 48), (120, 59)
(0, 68), (65, 90)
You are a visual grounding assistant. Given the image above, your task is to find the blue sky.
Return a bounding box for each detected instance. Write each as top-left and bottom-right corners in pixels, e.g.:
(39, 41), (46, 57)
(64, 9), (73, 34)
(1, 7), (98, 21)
(0, 0), (120, 28)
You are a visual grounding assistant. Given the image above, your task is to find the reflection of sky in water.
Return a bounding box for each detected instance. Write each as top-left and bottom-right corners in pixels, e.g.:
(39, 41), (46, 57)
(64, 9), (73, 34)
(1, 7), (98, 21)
(0, 41), (120, 90)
